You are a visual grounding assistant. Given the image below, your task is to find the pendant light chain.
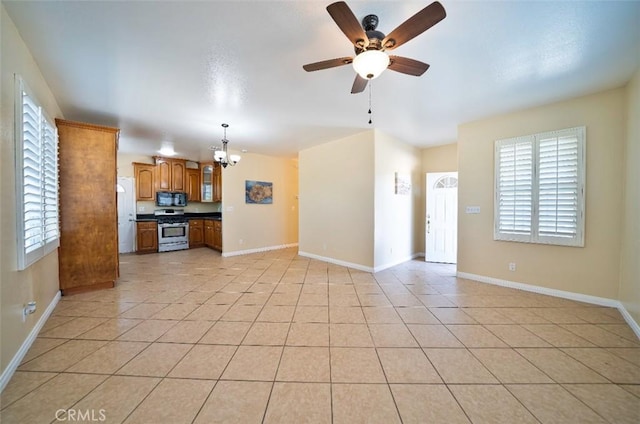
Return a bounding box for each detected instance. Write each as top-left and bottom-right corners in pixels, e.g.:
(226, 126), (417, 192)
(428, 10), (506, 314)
(368, 81), (373, 125)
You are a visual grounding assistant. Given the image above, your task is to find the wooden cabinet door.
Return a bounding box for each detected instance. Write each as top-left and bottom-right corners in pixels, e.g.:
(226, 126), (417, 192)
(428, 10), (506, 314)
(189, 219), (204, 247)
(186, 169), (201, 202)
(204, 220), (214, 247)
(156, 159), (171, 191)
(171, 160), (186, 191)
(200, 163), (214, 202)
(56, 119), (119, 295)
(213, 220), (222, 251)
(136, 222), (158, 253)
(134, 163), (155, 201)
(212, 164), (222, 202)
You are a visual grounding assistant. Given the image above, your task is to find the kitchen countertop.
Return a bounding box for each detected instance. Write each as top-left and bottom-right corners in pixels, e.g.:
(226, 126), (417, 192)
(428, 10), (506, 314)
(135, 212), (222, 222)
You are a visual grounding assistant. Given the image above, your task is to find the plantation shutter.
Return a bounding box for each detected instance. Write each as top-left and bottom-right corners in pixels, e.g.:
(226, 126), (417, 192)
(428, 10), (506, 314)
(536, 128), (584, 246)
(22, 89), (44, 257)
(494, 137), (534, 242)
(494, 127), (585, 247)
(16, 76), (60, 270)
(42, 118), (59, 252)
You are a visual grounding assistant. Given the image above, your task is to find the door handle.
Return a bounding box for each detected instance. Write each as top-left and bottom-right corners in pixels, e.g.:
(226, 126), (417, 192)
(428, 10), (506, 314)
(427, 214), (430, 234)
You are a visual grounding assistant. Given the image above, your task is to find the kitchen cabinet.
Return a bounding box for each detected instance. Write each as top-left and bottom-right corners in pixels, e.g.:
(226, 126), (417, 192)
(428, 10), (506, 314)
(213, 220), (222, 251)
(134, 162), (155, 201)
(189, 219), (204, 247)
(204, 219), (222, 251)
(155, 157), (186, 192)
(172, 160), (186, 191)
(213, 164), (222, 202)
(201, 162), (222, 203)
(201, 163), (213, 202)
(204, 219), (215, 248)
(136, 221), (158, 253)
(186, 168), (201, 202)
(56, 119), (119, 295)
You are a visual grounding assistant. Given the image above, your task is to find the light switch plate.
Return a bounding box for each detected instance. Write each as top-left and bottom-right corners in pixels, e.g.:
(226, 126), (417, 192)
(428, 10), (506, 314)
(466, 206), (481, 214)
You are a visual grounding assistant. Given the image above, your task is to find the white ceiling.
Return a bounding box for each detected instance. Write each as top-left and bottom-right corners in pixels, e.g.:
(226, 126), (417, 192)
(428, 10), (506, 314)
(4, 1), (640, 161)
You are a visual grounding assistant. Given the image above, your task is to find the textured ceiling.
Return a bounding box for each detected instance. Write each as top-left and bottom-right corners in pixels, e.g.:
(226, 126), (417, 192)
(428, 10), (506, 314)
(4, 1), (640, 161)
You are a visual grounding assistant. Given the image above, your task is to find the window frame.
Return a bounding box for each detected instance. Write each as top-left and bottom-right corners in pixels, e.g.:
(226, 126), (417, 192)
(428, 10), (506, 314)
(494, 126), (586, 247)
(15, 75), (60, 270)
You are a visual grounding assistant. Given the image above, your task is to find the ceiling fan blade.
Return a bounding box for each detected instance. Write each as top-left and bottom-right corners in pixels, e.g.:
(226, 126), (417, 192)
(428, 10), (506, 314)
(303, 57), (353, 72)
(351, 75), (368, 94)
(388, 56), (430, 76)
(382, 1), (446, 51)
(327, 1), (368, 48)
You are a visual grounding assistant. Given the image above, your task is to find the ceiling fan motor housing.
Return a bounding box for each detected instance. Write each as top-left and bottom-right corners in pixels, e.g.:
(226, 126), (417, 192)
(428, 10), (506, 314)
(356, 14), (385, 54)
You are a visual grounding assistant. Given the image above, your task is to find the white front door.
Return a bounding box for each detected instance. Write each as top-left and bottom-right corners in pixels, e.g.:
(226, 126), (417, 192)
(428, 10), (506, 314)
(117, 177), (136, 253)
(426, 172), (458, 263)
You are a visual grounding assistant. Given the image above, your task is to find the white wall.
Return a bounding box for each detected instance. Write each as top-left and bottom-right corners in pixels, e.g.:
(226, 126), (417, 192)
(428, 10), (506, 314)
(299, 131), (375, 269)
(220, 152), (298, 255)
(0, 5), (63, 379)
(299, 130), (422, 271)
(374, 130), (422, 270)
(620, 69), (640, 323)
(457, 87), (626, 300)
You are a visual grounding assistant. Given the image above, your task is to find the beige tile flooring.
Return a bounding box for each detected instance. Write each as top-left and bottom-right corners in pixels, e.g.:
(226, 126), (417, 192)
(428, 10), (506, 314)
(1, 247), (639, 423)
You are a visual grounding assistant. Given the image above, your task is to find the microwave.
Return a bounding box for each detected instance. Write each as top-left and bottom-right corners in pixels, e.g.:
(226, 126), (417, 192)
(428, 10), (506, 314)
(156, 191), (187, 207)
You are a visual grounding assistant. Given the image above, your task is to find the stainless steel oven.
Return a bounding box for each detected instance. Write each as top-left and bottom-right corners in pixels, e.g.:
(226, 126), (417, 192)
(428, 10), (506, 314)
(155, 209), (189, 252)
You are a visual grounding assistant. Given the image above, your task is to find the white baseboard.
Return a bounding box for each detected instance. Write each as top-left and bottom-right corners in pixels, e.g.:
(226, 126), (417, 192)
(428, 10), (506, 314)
(0, 290), (61, 393)
(297, 251), (374, 272)
(373, 253), (424, 273)
(458, 271), (640, 339)
(617, 304), (640, 340)
(222, 243), (299, 258)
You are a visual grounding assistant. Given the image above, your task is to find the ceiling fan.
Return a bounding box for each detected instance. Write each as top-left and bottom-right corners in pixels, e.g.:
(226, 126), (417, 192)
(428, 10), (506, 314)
(303, 1), (446, 94)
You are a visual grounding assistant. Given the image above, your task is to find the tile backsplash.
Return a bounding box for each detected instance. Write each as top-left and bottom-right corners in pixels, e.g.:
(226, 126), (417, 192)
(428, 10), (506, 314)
(136, 201), (221, 214)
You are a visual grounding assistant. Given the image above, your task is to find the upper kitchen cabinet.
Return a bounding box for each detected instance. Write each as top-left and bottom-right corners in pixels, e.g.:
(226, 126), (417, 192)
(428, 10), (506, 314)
(201, 162), (222, 202)
(186, 168), (201, 202)
(213, 163), (222, 202)
(155, 157), (186, 192)
(56, 119), (119, 295)
(133, 162), (155, 201)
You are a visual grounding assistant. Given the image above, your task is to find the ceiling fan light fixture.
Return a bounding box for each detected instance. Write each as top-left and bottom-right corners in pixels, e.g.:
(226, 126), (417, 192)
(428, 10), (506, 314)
(352, 50), (390, 80)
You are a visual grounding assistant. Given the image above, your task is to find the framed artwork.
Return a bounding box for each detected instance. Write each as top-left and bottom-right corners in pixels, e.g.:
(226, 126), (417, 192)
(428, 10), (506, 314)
(395, 172), (411, 195)
(245, 180), (273, 204)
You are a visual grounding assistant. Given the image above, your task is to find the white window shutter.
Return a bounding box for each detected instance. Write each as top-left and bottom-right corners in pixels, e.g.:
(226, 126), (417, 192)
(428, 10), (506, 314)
(16, 76), (60, 270)
(494, 137), (534, 242)
(42, 117), (59, 253)
(536, 128), (585, 246)
(21, 88), (44, 257)
(494, 127), (585, 247)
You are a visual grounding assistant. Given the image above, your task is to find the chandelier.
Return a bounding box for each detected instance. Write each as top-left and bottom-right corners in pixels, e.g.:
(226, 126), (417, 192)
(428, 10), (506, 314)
(212, 123), (241, 168)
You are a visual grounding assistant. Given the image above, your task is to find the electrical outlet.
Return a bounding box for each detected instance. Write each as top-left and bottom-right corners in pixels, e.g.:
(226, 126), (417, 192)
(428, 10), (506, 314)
(138, 206), (145, 212)
(509, 262), (516, 272)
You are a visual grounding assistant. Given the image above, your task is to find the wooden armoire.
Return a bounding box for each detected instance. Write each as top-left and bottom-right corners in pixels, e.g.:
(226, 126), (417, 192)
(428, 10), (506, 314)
(56, 119), (119, 295)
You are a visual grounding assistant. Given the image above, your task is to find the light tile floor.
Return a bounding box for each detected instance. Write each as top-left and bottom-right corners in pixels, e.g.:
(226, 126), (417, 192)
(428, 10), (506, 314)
(1, 247), (639, 423)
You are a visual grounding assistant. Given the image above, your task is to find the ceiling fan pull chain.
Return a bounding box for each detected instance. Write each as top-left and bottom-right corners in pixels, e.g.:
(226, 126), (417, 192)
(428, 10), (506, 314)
(368, 82), (373, 125)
